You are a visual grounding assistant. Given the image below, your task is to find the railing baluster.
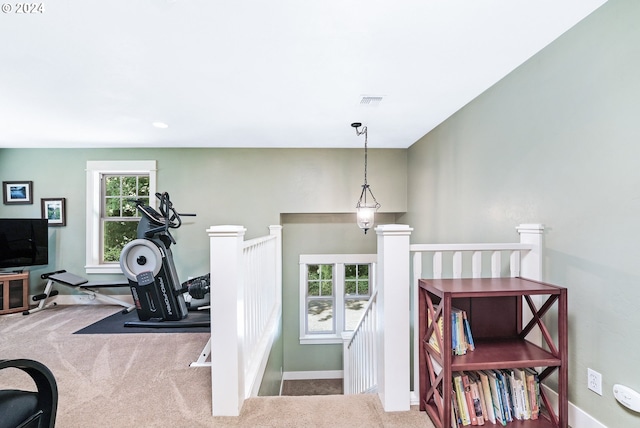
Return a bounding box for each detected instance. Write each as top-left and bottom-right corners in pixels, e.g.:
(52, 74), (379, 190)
(433, 252), (443, 279)
(509, 250), (520, 277)
(472, 251), (482, 278)
(491, 250), (501, 278)
(343, 290), (378, 395)
(453, 251), (462, 278)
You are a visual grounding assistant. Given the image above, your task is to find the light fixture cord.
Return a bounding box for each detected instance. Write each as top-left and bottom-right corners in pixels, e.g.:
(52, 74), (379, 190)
(356, 125), (369, 186)
(363, 126), (368, 186)
(353, 123), (379, 209)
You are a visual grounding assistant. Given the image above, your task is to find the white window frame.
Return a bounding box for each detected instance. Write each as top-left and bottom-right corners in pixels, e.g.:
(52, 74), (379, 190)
(85, 160), (157, 274)
(299, 254), (376, 345)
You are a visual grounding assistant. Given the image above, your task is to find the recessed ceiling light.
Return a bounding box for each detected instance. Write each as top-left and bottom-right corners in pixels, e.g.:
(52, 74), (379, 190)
(152, 121), (169, 129)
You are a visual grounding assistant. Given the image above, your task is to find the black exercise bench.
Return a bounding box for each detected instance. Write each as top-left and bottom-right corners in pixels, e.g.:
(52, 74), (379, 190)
(24, 270), (134, 315)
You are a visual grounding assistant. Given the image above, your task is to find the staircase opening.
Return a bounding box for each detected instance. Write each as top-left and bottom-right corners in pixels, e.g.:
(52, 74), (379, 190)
(281, 379), (343, 396)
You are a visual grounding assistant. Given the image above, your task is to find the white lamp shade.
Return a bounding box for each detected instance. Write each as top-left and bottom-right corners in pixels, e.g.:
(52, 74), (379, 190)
(356, 205), (377, 232)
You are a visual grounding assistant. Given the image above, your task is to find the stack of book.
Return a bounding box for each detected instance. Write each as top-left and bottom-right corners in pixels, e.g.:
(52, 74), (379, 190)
(451, 369), (541, 427)
(452, 307), (474, 356)
(428, 307), (475, 355)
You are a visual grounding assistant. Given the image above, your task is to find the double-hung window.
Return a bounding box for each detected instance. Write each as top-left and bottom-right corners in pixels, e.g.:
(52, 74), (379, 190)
(299, 254), (376, 344)
(85, 160), (157, 274)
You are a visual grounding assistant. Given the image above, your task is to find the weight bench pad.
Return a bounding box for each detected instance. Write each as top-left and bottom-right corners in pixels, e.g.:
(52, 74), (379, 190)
(49, 272), (128, 288)
(49, 272), (89, 287)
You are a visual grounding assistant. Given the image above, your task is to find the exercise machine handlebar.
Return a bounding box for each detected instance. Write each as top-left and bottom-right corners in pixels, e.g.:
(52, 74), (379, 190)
(129, 192), (196, 243)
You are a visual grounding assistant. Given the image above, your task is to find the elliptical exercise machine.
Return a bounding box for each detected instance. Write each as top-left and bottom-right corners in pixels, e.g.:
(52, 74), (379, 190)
(119, 192), (209, 326)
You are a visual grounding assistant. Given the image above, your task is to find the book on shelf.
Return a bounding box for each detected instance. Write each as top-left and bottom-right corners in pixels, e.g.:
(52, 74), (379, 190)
(494, 370), (513, 423)
(525, 368), (541, 420)
(453, 368), (542, 426)
(453, 372), (471, 426)
(452, 308), (465, 355)
(451, 307), (475, 355)
(461, 309), (475, 351)
(514, 368), (531, 420)
(502, 369), (521, 420)
(427, 308), (443, 353)
(429, 354), (443, 376)
(477, 371), (496, 424)
(452, 311), (459, 355)
(467, 372), (489, 425)
(461, 373), (478, 425)
(467, 373), (485, 425)
(483, 370), (506, 426)
(451, 389), (462, 428)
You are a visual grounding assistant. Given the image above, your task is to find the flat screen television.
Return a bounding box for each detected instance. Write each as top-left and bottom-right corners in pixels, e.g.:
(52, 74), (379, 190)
(0, 218), (49, 270)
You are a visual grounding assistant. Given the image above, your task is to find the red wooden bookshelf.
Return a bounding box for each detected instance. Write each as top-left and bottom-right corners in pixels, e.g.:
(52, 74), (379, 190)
(419, 277), (568, 428)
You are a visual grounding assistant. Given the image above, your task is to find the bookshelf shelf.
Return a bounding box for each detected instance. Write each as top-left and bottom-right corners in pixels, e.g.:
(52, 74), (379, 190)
(451, 339), (561, 371)
(419, 277), (568, 428)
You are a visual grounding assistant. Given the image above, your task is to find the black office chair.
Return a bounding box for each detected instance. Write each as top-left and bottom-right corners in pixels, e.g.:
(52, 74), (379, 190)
(0, 359), (58, 428)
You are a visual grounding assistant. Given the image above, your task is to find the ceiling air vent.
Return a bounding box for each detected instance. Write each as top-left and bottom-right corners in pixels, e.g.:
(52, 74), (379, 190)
(360, 96), (383, 106)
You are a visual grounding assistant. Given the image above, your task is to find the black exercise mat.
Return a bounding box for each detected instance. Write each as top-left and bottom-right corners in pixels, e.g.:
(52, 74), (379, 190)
(74, 309), (210, 334)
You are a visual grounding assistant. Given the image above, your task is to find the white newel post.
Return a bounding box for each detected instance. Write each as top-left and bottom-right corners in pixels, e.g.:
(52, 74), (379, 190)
(376, 224), (413, 412)
(516, 223), (545, 348)
(517, 223), (544, 281)
(208, 225), (247, 416)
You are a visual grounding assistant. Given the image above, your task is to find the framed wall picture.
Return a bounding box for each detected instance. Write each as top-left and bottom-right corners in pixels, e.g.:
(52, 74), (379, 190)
(2, 181), (33, 205)
(41, 198), (66, 227)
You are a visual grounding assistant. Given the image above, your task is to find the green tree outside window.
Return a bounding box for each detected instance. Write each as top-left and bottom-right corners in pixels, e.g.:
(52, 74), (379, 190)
(102, 175), (149, 262)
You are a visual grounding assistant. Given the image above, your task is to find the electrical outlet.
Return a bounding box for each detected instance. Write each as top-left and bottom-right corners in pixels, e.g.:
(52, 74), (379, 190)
(588, 368), (602, 395)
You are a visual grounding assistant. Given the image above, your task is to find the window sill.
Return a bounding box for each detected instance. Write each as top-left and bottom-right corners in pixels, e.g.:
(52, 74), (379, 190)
(85, 264), (124, 275)
(299, 334), (347, 345)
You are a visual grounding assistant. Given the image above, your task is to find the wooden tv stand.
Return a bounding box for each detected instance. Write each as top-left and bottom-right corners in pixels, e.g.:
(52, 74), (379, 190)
(0, 272), (29, 315)
(418, 277), (568, 428)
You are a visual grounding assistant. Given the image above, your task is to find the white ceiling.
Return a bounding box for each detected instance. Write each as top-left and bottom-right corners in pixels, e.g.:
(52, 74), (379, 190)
(0, 0), (607, 149)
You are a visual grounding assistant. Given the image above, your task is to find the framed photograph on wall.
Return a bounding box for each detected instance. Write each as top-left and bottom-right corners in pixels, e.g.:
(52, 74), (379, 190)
(41, 198), (66, 227)
(2, 181), (33, 205)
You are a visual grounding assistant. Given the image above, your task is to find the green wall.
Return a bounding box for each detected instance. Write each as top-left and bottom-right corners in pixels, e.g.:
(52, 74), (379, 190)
(0, 147), (406, 284)
(280, 212), (398, 375)
(0, 146), (406, 395)
(405, 0), (640, 425)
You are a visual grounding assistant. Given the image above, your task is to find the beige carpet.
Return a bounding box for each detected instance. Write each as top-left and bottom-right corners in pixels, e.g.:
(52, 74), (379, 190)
(0, 305), (434, 428)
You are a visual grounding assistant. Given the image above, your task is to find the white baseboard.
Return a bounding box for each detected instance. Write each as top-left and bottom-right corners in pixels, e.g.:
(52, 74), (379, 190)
(410, 390), (420, 406)
(541, 384), (607, 428)
(282, 370), (343, 381)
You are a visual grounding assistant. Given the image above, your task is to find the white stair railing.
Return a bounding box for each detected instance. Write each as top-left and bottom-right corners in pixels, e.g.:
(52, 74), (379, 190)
(342, 288), (378, 395)
(341, 223), (544, 408)
(242, 232), (281, 397)
(411, 242), (532, 280)
(207, 225), (282, 417)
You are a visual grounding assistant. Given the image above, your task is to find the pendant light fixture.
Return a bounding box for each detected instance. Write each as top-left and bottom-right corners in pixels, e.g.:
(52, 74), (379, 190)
(351, 122), (380, 234)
